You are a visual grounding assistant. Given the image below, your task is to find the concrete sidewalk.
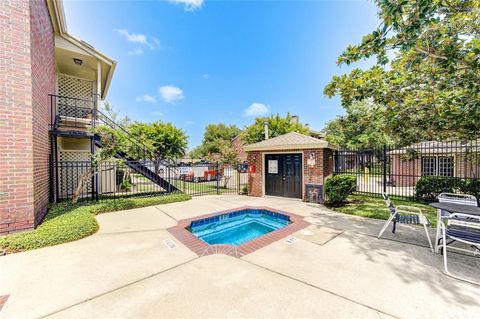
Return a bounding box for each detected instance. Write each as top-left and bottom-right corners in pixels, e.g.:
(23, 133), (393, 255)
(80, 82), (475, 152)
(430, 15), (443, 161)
(0, 195), (479, 318)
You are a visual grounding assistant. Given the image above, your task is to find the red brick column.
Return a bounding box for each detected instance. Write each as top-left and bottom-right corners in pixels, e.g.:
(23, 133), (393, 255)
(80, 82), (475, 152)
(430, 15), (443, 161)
(0, 0), (54, 234)
(30, 0), (55, 225)
(247, 151), (263, 197)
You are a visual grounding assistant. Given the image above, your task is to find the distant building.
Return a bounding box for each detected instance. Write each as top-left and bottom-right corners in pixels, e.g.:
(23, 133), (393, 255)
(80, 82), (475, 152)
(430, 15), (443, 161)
(232, 135), (248, 162)
(389, 140), (480, 186)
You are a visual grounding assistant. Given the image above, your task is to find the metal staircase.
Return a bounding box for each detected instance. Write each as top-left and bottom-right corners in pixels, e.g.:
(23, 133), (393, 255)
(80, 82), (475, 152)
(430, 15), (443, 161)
(50, 94), (179, 194)
(92, 108), (179, 193)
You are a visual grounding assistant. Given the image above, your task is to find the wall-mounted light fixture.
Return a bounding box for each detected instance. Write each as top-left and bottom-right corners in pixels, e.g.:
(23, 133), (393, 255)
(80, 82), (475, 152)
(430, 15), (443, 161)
(73, 58), (83, 66)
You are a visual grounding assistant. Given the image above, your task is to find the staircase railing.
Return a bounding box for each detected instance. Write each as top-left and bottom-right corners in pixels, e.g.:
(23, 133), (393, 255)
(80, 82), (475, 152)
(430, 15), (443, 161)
(50, 94), (179, 189)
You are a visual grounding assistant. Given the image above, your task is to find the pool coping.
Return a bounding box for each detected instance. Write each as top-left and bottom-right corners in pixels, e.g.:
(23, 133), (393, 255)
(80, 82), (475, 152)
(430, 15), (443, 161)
(167, 206), (310, 258)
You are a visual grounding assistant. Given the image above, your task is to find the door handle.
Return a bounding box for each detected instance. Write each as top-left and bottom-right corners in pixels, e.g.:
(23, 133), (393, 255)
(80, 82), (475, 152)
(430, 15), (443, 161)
(282, 175), (286, 181)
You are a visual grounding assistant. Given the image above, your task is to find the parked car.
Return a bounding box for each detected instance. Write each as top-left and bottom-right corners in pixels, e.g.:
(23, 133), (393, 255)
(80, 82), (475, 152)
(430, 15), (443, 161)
(178, 164), (222, 183)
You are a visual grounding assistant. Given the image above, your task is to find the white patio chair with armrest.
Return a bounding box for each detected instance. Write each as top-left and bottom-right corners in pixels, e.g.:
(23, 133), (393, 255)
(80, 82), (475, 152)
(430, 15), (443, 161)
(435, 193), (478, 253)
(378, 193), (433, 252)
(441, 213), (480, 285)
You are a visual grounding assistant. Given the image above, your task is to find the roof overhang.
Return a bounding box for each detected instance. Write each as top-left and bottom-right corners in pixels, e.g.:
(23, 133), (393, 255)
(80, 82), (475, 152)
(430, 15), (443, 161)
(244, 142), (337, 152)
(47, 0), (116, 99)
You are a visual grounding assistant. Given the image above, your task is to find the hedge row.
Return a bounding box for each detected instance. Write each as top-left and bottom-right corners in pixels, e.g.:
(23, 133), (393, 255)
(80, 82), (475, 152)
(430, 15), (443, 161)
(0, 193), (191, 253)
(415, 176), (480, 201)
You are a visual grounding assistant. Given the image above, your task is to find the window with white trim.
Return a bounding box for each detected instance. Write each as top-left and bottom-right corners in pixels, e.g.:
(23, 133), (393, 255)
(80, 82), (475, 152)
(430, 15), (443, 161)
(422, 157), (436, 176)
(438, 156), (454, 177)
(421, 156), (454, 177)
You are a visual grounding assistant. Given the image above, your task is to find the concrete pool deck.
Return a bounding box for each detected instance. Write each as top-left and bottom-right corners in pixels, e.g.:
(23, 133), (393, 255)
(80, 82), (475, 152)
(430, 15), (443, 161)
(0, 195), (479, 318)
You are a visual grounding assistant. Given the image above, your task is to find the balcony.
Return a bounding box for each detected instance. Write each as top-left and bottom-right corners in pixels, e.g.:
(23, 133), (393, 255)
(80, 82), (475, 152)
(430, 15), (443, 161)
(50, 94), (96, 135)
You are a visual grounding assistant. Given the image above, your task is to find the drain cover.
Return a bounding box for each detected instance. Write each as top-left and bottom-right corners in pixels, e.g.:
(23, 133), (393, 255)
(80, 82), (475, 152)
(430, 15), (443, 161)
(162, 239), (178, 249)
(300, 230), (314, 236)
(285, 236), (298, 245)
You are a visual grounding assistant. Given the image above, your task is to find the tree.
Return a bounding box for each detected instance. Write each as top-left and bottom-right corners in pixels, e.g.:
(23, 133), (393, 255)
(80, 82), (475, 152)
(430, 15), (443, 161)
(242, 113), (310, 144)
(129, 121), (188, 161)
(72, 127), (121, 203)
(193, 123), (241, 163)
(100, 101), (131, 127)
(324, 99), (395, 148)
(324, 0), (480, 144)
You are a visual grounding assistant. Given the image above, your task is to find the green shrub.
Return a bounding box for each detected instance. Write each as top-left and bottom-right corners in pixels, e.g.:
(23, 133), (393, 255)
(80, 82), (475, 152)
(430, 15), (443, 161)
(460, 179), (480, 203)
(241, 184), (248, 194)
(415, 176), (464, 200)
(325, 175), (357, 206)
(0, 193), (191, 253)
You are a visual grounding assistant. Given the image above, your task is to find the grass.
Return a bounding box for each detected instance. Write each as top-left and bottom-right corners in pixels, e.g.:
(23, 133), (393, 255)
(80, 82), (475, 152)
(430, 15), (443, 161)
(330, 194), (437, 226)
(0, 193), (191, 253)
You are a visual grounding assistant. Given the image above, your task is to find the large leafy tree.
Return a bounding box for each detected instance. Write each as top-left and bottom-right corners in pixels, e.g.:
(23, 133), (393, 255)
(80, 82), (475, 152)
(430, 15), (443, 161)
(324, 99), (395, 148)
(129, 121), (188, 161)
(191, 123), (241, 163)
(242, 113), (310, 144)
(324, 0), (480, 144)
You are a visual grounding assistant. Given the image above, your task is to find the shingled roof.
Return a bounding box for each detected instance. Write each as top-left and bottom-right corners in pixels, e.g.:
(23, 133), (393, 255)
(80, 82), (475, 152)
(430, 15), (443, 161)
(243, 132), (336, 151)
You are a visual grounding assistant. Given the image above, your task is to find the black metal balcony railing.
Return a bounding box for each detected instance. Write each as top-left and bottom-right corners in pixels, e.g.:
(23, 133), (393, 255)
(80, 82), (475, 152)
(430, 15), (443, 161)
(49, 94), (96, 130)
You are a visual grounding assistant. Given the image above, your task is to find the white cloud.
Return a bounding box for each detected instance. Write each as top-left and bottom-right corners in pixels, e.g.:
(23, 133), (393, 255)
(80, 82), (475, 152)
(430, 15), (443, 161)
(159, 85), (184, 104)
(116, 29), (160, 54)
(168, 0), (204, 11)
(116, 29), (147, 44)
(202, 73), (210, 79)
(243, 102), (271, 117)
(136, 94), (157, 103)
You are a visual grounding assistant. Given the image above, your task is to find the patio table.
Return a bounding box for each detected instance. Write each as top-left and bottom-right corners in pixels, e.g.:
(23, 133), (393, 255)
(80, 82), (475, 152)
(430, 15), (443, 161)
(430, 202), (480, 253)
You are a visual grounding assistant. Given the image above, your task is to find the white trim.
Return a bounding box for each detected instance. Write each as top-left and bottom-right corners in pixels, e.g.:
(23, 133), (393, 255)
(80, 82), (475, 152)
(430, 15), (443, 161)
(261, 151), (304, 199)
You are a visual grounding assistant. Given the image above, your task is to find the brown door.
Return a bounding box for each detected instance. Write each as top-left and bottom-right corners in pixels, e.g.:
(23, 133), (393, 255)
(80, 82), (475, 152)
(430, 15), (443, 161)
(265, 154), (302, 199)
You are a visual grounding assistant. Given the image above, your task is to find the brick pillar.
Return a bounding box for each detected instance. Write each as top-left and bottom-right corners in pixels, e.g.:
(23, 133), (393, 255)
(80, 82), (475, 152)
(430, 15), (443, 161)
(0, 0), (54, 234)
(247, 151), (263, 197)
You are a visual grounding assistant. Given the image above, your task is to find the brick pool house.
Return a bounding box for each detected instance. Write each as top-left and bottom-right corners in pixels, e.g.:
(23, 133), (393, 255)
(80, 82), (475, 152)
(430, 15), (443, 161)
(244, 132), (336, 202)
(0, 0), (116, 234)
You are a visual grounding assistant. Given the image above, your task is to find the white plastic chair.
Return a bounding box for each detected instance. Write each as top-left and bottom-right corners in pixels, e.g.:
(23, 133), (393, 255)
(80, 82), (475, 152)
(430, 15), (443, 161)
(441, 213), (480, 285)
(378, 193), (433, 252)
(435, 193), (478, 252)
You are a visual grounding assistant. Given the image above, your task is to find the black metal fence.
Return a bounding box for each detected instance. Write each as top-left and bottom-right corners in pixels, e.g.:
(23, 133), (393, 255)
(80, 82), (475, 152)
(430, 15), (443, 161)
(51, 160), (249, 202)
(334, 140), (480, 199)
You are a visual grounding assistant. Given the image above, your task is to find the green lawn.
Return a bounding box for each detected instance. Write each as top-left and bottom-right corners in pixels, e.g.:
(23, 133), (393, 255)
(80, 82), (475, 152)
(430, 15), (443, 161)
(330, 194), (437, 226)
(0, 193), (191, 253)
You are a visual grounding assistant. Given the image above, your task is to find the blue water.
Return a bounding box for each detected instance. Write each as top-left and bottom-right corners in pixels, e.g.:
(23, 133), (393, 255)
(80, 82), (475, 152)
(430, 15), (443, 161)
(189, 209), (290, 246)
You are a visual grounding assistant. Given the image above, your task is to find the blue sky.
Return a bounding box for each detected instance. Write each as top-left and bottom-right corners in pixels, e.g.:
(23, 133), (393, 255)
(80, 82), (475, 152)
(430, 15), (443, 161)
(63, 0), (379, 148)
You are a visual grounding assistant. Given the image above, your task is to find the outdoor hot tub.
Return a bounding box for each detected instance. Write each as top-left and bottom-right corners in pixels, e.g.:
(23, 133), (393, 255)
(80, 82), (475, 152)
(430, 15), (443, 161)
(188, 208), (291, 245)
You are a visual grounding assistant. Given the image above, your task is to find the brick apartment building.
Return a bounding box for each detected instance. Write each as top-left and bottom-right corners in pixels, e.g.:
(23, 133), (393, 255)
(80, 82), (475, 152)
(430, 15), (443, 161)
(0, 0), (116, 234)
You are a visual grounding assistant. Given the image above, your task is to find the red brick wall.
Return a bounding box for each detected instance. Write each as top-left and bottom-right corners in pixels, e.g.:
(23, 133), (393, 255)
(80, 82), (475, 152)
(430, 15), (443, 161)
(0, 0), (54, 234)
(232, 136), (247, 162)
(30, 0), (54, 225)
(247, 148), (334, 199)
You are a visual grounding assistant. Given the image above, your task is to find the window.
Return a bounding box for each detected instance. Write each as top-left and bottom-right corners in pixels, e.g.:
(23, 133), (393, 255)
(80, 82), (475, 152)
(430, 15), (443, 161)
(438, 156), (454, 177)
(422, 157), (436, 176)
(421, 156), (454, 177)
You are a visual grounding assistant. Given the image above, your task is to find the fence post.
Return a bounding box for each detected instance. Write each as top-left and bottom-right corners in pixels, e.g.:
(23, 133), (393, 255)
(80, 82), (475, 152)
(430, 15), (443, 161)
(216, 162), (220, 195)
(383, 145), (387, 194)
